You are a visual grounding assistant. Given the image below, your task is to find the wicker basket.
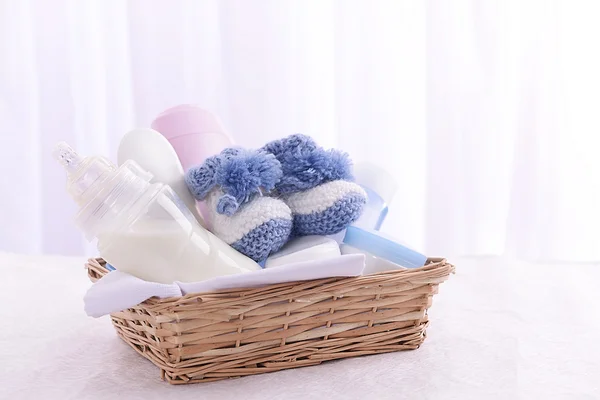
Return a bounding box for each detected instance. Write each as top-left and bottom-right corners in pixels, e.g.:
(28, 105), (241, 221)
(86, 257), (454, 385)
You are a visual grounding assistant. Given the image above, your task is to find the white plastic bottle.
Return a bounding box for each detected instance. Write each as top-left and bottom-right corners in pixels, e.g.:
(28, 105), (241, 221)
(116, 128), (206, 228)
(54, 142), (260, 284)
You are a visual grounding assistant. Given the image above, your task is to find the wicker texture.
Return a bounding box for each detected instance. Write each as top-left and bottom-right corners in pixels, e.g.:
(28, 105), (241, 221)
(86, 258), (454, 384)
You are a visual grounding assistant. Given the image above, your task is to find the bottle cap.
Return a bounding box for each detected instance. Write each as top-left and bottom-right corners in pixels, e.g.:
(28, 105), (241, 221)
(151, 105), (232, 140)
(151, 105), (235, 170)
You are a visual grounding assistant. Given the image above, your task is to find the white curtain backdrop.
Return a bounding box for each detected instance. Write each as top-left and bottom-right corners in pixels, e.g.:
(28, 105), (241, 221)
(1, 0), (598, 261)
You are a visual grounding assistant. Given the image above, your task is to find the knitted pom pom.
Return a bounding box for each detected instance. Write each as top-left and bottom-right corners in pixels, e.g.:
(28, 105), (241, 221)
(217, 194), (239, 216)
(261, 134), (354, 194)
(220, 147), (243, 159)
(185, 154), (222, 200)
(261, 133), (318, 157)
(321, 149), (354, 182)
(215, 149), (282, 206)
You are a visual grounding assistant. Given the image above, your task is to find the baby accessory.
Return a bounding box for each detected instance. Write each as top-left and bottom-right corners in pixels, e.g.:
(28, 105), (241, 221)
(340, 226), (427, 273)
(54, 142), (260, 284)
(185, 147), (293, 262)
(265, 235), (341, 268)
(261, 134), (367, 236)
(117, 128), (204, 226)
(151, 105), (234, 171)
(85, 254), (366, 317)
(352, 162), (398, 231)
(54, 105), (455, 385)
(151, 105), (235, 225)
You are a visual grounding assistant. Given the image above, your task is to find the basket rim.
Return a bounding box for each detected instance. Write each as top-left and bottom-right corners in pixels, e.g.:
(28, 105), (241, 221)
(86, 257), (455, 306)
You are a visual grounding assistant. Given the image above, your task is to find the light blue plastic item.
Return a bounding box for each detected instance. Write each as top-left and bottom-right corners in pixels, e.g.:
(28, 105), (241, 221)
(352, 162), (397, 231)
(342, 226), (427, 268)
(105, 263), (116, 271)
(361, 187), (389, 231)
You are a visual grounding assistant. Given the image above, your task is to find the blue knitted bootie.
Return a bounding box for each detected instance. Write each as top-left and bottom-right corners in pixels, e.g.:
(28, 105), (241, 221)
(185, 148), (293, 262)
(261, 134), (367, 236)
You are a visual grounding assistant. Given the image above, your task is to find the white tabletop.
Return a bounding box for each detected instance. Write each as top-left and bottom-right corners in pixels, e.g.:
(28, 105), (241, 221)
(1, 253), (598, 400)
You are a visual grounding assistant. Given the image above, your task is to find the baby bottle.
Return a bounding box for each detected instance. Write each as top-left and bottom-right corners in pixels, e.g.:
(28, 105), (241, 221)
(151, 105), (234, 228)
(54, 142), (260, 284)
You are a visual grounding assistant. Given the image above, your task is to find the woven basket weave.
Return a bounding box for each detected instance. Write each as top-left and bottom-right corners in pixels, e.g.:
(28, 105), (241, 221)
(86, 257), (454, 384)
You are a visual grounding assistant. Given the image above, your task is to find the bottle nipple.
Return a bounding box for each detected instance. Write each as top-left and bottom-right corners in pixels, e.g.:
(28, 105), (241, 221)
(53, 142), (83, 173)
(53, 141), (116, 204)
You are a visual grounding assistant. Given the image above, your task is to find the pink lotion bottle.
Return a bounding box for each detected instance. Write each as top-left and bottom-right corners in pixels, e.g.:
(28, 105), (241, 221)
(151, 105), (234, 227)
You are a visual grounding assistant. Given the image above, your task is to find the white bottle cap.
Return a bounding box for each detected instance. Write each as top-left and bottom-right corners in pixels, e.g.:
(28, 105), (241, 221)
(353, 162), (398, 205)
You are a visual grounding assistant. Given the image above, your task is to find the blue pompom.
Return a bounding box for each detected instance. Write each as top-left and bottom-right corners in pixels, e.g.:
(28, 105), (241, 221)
(215, 149), (282, 205)
(185, 154), (222, 200)
(217, 194), (239, 216)
(261, 134), (354, 194)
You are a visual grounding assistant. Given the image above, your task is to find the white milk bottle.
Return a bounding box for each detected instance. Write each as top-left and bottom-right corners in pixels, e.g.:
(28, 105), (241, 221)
(54, 142), (260, 283)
